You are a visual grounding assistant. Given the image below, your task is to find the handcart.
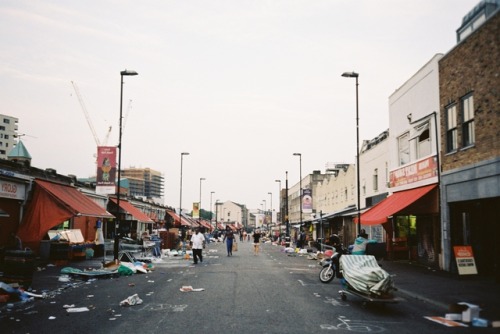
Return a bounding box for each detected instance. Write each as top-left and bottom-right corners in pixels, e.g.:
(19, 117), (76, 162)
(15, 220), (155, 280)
(338, 255), (403, 306)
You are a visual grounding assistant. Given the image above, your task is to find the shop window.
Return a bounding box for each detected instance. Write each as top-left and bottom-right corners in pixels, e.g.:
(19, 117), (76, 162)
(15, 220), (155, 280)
(373, 169), (378, 191)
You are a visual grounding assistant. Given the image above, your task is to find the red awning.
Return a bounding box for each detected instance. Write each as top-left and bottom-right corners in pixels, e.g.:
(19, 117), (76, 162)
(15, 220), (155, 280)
(17, 179), (113, 247)
(110, 198), (154, 223)
(166, 211), (191, 227)
(358, 184), (437, 225)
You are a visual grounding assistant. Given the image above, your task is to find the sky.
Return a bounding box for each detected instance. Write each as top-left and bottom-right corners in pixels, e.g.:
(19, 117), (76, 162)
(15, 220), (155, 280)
(0, 0), (479, 212)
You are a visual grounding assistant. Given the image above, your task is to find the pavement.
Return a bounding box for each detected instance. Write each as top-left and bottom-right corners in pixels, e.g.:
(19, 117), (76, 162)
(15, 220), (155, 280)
(2, 243), (500, 327)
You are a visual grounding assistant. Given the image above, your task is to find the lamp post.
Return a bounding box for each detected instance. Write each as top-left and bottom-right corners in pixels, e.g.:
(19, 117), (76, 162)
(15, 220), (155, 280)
(293, 153), (302, 226)
(342, 71), (361, 236)
(114, 69), (138, 261)
(215, 199), (220, 231)
(285, 171), (289, 237)
(210, 191), (215, 230)
(275, 179), (281, 238)
(199, 177), (205, 224)
(179, 152), (189, 253)
(268, 192), (273, 240)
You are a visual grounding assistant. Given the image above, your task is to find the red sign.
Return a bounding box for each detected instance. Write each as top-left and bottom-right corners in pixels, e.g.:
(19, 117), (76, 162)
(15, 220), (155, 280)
(453, 246), (478, 275)
(96, 146), (117, 194)
(390, 156), (438, 187)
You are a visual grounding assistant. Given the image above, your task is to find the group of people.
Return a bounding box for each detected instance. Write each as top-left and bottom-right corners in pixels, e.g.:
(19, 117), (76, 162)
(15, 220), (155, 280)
(222, 226), (263, 256)
(188, 226), (265, 264)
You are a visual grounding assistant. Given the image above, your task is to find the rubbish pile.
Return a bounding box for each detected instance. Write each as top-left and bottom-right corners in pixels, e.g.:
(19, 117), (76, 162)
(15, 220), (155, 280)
(426, 302), (497, 328)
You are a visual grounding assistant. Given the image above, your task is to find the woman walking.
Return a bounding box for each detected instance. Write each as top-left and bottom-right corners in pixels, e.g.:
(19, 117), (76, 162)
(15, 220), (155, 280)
(222, 226), (235, 256)
(253, 229), (262, 255)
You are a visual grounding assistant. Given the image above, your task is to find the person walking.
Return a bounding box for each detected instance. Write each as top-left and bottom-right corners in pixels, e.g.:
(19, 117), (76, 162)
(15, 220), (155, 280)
(222, 226), (235, 256)
(190, 228), (205, 264)
(253, 229), (262, 255)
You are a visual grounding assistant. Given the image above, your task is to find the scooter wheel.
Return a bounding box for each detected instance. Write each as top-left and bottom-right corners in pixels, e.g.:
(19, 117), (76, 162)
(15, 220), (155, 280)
(319, 266), (335, 283)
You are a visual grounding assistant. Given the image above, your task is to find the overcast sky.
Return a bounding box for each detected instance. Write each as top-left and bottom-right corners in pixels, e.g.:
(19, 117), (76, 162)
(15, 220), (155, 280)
(1, 0), (478, 212)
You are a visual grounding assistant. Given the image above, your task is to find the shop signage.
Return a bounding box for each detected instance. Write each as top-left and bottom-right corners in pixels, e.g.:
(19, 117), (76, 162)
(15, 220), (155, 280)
(389, 155), (438, 187)
(453, 245), (478, 275)
(0, 180), (26, 200)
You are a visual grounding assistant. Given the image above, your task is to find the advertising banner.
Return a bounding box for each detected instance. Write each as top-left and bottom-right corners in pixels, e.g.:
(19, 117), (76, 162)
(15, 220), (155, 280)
(302, 188), (312, 213)
(96, 146), (117, 195)
(192, 202), (200, 219)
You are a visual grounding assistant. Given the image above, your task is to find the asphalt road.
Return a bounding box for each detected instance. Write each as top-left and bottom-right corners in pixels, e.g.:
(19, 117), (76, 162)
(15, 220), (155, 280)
(1, 241), (494, 333)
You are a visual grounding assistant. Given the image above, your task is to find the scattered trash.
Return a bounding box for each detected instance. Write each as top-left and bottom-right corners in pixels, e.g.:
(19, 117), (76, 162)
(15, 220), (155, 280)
(58, 275), (71, 282)
(179, 286), (205, 292)
(66, 307), (90, 313)
(48, 316), (56, 320)
(128, 283), (135, 287)
(119, 294), (143, 306)
(63, 304), (76, 308)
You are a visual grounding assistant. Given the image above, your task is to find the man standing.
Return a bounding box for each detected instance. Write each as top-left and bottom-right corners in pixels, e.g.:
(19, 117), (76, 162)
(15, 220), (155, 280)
(190, 228), (205, 264)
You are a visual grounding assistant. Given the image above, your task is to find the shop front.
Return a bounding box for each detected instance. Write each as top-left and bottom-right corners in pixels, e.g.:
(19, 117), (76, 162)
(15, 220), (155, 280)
(357, 184), (440, 267)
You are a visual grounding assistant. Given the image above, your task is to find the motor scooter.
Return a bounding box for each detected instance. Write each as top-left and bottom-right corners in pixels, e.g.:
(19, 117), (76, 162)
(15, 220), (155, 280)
(318, 244), (347, 283)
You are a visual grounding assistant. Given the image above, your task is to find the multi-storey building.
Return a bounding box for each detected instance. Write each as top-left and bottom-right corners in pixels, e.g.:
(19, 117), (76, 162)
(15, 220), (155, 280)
(121, 167), (164, 202)
(0, 114), (19, 159)
(439, 2), (500, 276)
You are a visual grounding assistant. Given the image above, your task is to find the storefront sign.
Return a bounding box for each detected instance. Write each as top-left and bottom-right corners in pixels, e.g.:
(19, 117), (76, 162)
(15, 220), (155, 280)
(389, 155), (438, 187)
(453, 246), (478, 275)
(0, 180), (26, 200)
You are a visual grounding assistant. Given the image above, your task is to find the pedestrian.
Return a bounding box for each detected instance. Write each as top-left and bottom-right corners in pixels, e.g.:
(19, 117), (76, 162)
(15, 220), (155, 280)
(240, 230), (244, 242)
(351, 231), (376, 255)
(222, 226), (234, 256)
(190, 228), (205, 264)
(253, 229), (262, 255)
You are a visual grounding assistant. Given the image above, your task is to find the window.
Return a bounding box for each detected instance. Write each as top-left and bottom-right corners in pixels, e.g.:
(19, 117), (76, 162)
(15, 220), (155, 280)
(398, 132), (410, 165)
(446, 104), (458, 153)
(373, 169), (378, 191)
(418, 128), (431, 157)
(462, 94), (475, 147)
(3, 118), (10, 124)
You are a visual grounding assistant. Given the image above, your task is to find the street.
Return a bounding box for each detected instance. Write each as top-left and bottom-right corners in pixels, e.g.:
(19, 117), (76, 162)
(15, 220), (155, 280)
(1, 241), (492, 333)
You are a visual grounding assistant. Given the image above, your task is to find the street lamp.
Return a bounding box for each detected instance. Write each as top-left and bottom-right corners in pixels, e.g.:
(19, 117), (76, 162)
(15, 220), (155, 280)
(275, 179), (281, 237)
(342, 71), (361, 236)
(210, 191), (215, 230)
(199, 177), (205, 224)
(114, 69), (138, 261)
(179, 152), (189, 253)
(268, 192), (273, 240)
(293, 153), (302, 226)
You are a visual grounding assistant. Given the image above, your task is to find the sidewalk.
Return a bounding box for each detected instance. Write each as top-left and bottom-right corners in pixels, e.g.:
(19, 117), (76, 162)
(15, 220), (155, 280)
(381, 259), (500, 322)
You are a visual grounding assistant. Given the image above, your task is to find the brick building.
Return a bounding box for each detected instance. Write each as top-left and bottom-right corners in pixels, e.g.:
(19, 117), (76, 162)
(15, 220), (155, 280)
(439, 3), (500, 277)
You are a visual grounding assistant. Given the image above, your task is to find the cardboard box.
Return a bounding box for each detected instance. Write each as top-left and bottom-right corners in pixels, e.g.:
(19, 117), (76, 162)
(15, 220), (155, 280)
(445, 313), (462, 321)
(457, 302), (480, 323)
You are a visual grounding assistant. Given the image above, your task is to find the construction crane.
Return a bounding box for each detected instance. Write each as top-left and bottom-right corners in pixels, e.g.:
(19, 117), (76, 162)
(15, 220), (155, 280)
(71, 81), (101, 146)
(102, 126), (112, 146)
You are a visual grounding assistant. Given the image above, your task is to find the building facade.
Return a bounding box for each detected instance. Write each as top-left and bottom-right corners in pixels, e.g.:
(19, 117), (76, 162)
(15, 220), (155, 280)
(0, 114), (19, 159)
(121, 167), (164, 201)
(439, 5), (500, 276)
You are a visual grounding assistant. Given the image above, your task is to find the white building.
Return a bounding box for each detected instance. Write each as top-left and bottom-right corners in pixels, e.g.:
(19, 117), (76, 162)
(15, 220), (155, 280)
(0, 114), (19, 159)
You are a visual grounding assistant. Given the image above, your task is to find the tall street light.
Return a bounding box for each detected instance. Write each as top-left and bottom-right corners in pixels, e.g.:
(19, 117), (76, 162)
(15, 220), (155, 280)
(179, 152), (189, 253)
(275, 179), (281, 237)
(293, 153), (302, 226)
(285, 171), (289, 238)
(342, 71), (361, 236)
(268, 192), (273, 239)
(210, 191), (215, 230)
(114, 69), (138, 261)
(199, 177), (205, 225)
